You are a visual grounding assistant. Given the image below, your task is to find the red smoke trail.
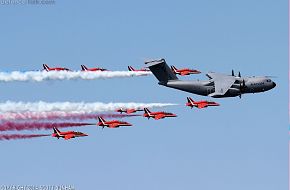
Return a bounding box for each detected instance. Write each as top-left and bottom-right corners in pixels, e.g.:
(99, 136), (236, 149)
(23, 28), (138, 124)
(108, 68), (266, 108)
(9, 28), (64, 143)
(62, 113), (141, 120)
(0, 121), (94, 132)
(0, 112), (141, 121)
(0, 134), (50, 141)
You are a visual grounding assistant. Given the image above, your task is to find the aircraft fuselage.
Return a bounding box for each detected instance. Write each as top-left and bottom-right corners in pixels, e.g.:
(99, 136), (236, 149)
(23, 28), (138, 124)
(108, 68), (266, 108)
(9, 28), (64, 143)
(160, 76), (276, 98)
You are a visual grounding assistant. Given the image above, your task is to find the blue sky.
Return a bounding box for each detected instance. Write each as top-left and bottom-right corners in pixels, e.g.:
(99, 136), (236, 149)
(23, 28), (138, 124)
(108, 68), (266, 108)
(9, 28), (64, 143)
(0, 0), (287, 189)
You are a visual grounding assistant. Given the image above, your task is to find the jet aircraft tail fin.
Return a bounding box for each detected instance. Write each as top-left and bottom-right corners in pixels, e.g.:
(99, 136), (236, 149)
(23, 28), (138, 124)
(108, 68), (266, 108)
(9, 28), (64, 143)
(81, 65), (88, 71)
(171, 65), (178, 73)
(187, 97), (194, 104)
(145, 59), (178, 83)
(98, 117), (106, 124)
(128, 66), (134, 71)
(144, 108), (151, 115)
(43, 64), (50, 71)
(53, 127), (61, 135)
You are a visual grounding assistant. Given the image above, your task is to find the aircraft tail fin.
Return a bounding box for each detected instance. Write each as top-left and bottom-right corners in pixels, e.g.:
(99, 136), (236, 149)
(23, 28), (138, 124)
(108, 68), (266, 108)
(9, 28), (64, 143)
(43, 64), (50, 71)
(171, 65), (178, 73)
(128, 66), (134, 71)
(53, 127), (61, 135)
(81, 65), (88, 71)
(187, 97), (194, 103)
(144, 108), (151, 115)
(145, 59), (178, 83)
(98, 116), (106, 124)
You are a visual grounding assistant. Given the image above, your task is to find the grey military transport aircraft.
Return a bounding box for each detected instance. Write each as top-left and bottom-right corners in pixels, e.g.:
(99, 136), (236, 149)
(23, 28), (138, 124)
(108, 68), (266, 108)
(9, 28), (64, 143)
(145, 59), (276, 98)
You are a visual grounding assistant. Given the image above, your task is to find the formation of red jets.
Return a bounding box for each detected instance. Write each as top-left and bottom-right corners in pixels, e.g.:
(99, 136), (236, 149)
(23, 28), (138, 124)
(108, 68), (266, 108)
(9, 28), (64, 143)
(42, 64), (202, 77)
(51, 97), (220, 140)
(43, 64), (220, 140)
(42, 64), (150, 72)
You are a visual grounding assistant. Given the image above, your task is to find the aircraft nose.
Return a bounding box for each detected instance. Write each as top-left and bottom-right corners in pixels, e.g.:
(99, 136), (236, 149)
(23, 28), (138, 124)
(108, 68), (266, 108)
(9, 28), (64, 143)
(272, 82), (276, 88)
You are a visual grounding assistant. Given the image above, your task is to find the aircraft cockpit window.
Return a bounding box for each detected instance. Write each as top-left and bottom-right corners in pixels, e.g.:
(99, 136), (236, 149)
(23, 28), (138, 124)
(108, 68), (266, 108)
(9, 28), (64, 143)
(266, 79), (271, 82)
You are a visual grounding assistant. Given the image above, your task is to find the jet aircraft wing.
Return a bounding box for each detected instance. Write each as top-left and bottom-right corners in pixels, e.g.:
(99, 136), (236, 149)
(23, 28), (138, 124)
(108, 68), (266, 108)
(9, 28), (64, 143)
(181, 71), (189, 76)
(206, 73), (236, 96)
(109, 124), (120, 128)
(197, 103), (207, 109)
(64, 134), (74, 140)
(127, 109), (135, 114)
(154, 114), (165, 120)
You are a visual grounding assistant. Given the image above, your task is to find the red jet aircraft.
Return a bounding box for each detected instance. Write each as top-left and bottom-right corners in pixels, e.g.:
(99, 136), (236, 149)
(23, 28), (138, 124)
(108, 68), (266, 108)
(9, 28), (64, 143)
(81, 65), (107, 71)
(116, 108), (143, 114)
(171, 65), (201, 76)
(52, 127), (88, 140)
(143, 108), (177, 120)
(128, 66), (150, 72)
(97, 117), (132, 128)
(186, 97), (220, 109)
(43, 64), (70, 71)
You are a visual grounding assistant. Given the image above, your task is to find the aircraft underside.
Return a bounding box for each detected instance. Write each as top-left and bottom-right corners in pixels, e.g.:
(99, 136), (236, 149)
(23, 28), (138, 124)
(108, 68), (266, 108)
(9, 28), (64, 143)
(161, 80), (258, 98)
(162, 82), (270, 98)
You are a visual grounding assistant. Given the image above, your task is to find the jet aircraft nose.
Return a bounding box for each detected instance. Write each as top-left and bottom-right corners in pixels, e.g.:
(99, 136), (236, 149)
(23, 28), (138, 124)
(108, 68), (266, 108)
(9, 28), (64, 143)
(272, 82), (276, 88)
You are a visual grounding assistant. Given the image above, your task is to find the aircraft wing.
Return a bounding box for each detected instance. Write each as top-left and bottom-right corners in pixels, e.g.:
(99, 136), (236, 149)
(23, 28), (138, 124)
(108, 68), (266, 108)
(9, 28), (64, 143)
(154, 114), (165, 120)
(127, 109), (135, 114)
(64, 134), (74, 140)
(197, 103), (207, 109)
(206, 73), (236, 96)
(180, 71), (189, 76)
(108, 124), (120, 128)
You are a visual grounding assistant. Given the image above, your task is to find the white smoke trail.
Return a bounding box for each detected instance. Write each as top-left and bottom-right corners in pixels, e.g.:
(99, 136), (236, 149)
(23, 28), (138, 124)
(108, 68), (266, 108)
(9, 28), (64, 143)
(0, 112), (139, 121)
(0, 101), (177, 113)
(0, 71), (151, 82)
